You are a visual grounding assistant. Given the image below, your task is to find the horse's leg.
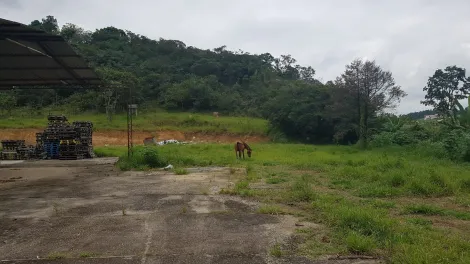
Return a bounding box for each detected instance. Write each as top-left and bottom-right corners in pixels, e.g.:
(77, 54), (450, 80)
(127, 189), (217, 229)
(242, 149), (245, 159)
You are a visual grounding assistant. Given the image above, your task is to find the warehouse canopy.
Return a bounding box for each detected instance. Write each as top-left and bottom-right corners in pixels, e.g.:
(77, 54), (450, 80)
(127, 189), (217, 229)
(0, 18), (101, 89)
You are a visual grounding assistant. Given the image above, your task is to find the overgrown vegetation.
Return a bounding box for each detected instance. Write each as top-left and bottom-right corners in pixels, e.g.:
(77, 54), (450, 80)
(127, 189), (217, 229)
(95, 143), (470, 263)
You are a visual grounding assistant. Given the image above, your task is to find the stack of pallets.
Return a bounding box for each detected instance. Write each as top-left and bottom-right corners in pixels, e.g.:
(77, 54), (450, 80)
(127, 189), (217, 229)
(17, 144), (35, 160)
(73, 121), (94, 158)
(1, 115), (95, 161)
(43, 115), (69, 159)
(35, 133), (47, 159)
(59, 139), (82, 160)
(0, 140), (24, 160)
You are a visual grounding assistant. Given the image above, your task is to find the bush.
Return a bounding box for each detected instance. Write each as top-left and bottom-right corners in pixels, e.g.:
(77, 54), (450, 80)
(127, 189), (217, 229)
(370, 132), (394, 147)
(392, 130), (418, 145)
(117, 147), (167, 170)
(372, 121), (470, 162)
(442, 130), (470, 162)
(142, 148), (166, 168)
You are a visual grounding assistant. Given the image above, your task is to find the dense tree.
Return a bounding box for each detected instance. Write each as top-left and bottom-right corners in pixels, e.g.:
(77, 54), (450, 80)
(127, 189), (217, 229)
(95, 67), (140, 121)
(263, 81), (333, 143)
(335, 59), (406, 148)
(29, 15), (59, 34)
(421, 66), (470, 126)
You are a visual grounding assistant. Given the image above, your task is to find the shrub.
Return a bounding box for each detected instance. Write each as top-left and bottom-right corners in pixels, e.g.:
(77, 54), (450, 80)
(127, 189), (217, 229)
(392, 130), (417, 146)
(117, 147), (167, 170)
(370, 132), (394, 147)
(142, 148), (166, 168)
(442, 130), (470, 161)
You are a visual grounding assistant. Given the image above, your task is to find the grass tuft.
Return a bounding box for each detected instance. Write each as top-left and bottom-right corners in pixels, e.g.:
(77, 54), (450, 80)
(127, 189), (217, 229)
(47, 252), (67, 260)
(257, 205), (286, 215)
(270, 244), (283, 257)
(79, 252), (94, 258)
(403, 204), (470, 220)
(346, 231), (377, 254)
(290, 175), (317, 202)
(174, 168), (189, 175)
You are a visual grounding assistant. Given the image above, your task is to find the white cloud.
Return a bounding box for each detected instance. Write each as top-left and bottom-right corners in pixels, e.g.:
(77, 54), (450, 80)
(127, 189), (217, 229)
(2, 0), (470, 113)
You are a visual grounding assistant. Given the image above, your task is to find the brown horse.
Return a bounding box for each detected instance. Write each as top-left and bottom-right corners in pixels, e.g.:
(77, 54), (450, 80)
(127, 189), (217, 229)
(234, 141), (252, 159)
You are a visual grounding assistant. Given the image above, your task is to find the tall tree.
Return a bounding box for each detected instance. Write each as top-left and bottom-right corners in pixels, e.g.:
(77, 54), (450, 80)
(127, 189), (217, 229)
(338, 59), (406, 148)
(60, 23), (91, 44)
(96, 67), (140, 122)
(29, 15), (59, 34)
(421, 66), (470, 126)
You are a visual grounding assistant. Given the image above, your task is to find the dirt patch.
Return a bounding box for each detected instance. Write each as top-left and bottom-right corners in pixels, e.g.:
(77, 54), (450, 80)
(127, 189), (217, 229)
(0, 128), (269, 146)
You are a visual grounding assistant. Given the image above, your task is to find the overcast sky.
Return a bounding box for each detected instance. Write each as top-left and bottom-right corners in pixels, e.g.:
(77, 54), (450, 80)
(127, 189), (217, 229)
(2, 0), (470, 114)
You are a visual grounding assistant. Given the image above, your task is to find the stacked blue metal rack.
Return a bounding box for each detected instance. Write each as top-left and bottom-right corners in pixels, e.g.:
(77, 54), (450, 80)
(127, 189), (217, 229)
(45, 141), (60, 159)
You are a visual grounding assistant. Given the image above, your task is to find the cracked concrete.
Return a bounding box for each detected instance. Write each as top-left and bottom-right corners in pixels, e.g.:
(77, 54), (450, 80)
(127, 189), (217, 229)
(0, 158), (379, 264)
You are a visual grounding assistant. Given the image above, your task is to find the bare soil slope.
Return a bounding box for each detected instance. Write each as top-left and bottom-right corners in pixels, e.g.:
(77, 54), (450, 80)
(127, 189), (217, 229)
(0, 128), (269, 146)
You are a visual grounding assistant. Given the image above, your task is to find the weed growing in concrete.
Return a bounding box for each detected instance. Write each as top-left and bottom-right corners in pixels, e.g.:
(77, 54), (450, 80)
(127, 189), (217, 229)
(229, 167), (236, 174)
(52, 202), (59, 215)
(174, 168), (188, 175)
(257, 205), (285, 215)
(47, 252), (67, 260)
(181, 206), (188, 214)
(270, 243), (283, 257)
(79, 252), (94, 258)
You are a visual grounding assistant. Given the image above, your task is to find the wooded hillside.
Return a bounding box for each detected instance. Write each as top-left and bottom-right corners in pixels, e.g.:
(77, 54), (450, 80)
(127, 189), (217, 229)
(2, 16), (409, 144)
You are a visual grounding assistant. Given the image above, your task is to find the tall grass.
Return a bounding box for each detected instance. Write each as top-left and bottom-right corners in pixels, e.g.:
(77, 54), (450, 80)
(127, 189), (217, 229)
(0, 108), (268, 135)
(95, 144), (470, 199)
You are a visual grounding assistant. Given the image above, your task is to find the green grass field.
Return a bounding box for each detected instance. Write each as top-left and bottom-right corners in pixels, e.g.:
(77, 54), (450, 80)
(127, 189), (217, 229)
(95, 143), (470, 263)
(0, 108), (268, 135)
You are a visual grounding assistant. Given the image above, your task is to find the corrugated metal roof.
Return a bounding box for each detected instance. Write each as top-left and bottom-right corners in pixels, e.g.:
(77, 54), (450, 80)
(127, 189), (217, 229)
(0, 18), (101, 89)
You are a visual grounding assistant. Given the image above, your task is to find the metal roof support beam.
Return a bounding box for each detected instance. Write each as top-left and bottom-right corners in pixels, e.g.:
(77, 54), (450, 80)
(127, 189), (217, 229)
(36, 41), (83, 84)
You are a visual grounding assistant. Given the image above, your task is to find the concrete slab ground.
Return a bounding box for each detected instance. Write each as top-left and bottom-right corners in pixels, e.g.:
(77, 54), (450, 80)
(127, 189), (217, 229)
(0, 159), (379, 264)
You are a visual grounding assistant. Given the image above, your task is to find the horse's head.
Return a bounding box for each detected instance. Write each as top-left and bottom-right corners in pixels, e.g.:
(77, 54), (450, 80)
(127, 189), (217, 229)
(247, 148), (252, 157)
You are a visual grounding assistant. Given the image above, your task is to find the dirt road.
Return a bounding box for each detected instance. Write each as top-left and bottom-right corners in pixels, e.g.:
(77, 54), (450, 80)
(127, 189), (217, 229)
(0, 129), (269, 146)
(0, 159), (379, 264)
